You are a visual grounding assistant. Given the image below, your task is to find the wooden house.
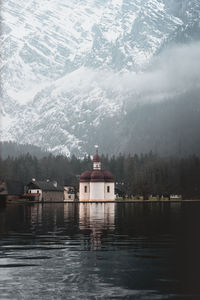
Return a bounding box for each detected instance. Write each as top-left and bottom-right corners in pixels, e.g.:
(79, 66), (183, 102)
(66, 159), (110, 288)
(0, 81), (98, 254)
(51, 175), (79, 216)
(26, 179), (64, 202)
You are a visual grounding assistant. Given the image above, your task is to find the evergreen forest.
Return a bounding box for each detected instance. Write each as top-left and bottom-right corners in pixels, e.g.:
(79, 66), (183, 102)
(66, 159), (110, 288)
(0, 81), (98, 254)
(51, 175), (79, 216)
(1, 152), (200, 199)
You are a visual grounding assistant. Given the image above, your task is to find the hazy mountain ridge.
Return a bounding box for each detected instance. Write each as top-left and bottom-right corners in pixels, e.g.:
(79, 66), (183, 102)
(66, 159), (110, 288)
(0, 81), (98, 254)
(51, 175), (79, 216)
(1, 0), (200, 156)
(99, 90), (200, 156)
(0, 141), (49, 159)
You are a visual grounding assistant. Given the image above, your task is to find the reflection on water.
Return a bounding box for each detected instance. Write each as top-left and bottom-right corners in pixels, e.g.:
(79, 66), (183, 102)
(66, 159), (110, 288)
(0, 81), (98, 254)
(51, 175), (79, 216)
(79, 203), (115, 250)
(0, 202), (200, 299)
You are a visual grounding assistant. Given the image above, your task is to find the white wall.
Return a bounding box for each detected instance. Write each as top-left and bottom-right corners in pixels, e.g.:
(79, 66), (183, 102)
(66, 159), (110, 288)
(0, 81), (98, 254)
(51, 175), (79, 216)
(93, 162), (101, 170)
(64, 191), (75, 201)
(64, 186), (75, 201)
(90, 182), (105, 200)
(79, 181), (115, 201)
(104, 183), (115, 200)
(79, 182), (90, 201)
(28, 189), (42, 201)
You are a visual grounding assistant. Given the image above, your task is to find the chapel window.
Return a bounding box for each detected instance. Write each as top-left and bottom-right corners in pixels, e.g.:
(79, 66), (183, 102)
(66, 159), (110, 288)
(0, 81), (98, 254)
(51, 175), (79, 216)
(107, 186), (110, 193)
(84, 186), (87, 193)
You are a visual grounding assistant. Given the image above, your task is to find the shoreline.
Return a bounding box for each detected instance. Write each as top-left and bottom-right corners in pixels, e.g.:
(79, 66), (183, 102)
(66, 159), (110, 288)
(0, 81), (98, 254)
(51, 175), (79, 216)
(4, 199), (200, 204)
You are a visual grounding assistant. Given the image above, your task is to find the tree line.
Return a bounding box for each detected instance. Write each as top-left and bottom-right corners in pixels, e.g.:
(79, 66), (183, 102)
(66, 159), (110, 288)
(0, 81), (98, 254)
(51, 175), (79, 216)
(0, 152), (200, 199)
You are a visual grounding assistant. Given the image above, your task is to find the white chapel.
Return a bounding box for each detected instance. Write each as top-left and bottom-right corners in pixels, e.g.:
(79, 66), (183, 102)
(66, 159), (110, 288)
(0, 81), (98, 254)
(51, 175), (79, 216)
(79, 147), (115, 201)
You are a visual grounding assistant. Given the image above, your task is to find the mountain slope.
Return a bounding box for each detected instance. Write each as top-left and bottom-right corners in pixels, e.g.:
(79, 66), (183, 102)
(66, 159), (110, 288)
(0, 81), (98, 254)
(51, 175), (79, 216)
(1, 0), (200, 156)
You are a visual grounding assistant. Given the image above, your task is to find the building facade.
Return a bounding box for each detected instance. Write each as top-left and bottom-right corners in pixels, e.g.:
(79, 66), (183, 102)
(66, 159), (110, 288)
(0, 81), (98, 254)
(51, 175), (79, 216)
(79, 151), (115, 201)
(64, 186), (76, 201)
(26, 179), (64, 202)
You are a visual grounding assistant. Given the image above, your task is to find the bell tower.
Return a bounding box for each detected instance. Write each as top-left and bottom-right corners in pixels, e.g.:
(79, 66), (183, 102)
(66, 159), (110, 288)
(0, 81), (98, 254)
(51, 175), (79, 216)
(93, 145), (101, 170)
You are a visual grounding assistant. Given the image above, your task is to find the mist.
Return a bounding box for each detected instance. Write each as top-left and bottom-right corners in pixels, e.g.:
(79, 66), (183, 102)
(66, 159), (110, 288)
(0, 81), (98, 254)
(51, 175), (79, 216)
(96, 41), (200, 105)
(87, 42), (200, 156)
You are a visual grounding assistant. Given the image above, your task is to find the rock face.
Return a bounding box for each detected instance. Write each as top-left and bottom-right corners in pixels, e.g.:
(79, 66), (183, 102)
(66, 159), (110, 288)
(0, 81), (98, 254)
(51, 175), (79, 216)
(1, 0), (200, 156)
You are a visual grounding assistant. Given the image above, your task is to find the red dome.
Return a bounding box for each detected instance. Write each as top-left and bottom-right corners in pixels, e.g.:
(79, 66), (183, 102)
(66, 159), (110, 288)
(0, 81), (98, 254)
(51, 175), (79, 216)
(103, 170), (114, 182)
(80, 170), (92, 182)
(91, 170), (105, 182)
(93, 154), (101, 162)
(80, 167), (114, 183)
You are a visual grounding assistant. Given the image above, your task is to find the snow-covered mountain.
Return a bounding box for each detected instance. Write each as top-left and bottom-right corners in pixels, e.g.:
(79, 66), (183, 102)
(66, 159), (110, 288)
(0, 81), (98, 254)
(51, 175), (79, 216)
(1, 0), (200, 156)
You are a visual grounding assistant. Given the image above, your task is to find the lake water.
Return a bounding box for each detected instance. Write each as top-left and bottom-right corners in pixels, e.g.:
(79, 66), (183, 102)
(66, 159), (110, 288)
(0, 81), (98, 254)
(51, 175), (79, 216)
(0, 202), (200, 299)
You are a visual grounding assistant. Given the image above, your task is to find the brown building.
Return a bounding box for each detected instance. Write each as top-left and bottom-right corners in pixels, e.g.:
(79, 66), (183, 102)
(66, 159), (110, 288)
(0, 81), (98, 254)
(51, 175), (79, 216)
(26, 179), (64, 202)
(0, 180), (24, 202)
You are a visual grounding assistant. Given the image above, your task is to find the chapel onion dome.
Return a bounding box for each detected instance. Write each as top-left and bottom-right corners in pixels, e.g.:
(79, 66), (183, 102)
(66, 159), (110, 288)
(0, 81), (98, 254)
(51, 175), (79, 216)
(80, 147), (114, 183)
(80, 169), (114, 182)
(80, 170), (92, 182)
(103, 170), (114, 182)
(93, 154), (101, 162)
(91, 170), (105, 182)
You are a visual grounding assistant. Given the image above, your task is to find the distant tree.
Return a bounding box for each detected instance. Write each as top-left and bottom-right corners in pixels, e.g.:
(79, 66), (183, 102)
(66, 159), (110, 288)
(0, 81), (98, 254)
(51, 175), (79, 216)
(1, 151), (200, 199)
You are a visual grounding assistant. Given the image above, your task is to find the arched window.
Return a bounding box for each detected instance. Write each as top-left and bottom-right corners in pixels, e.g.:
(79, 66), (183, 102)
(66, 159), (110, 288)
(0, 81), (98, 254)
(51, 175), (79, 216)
(84, 186), (87, 193)
(107, 186), (110, 193)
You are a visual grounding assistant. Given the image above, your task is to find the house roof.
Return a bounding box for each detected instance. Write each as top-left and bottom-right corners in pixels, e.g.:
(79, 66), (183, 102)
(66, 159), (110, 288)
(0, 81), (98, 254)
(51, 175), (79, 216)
(93, 154), (101, 162)
(27, 180), (63, 192)
(80, 170), (114, 182)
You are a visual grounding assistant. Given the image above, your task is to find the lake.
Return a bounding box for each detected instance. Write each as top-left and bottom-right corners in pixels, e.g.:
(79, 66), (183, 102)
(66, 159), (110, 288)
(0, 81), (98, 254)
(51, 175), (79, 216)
(0, 202), (200, 299)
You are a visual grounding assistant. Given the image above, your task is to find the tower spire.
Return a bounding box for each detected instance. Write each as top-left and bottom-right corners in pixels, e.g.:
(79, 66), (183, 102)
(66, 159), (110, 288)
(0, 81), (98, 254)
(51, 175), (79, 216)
(93, 145), (101, 170)
(95, 145), (99, 155)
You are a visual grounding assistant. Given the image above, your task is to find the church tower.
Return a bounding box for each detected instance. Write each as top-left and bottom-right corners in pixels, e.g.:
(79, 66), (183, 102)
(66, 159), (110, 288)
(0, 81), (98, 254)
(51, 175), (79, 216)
(93, 146), (101, 170)
(79, 146), (115, 201)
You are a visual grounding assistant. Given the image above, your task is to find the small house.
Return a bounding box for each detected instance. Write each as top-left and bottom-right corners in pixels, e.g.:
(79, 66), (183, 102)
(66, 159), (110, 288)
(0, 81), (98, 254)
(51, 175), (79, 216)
(26, 179), (64, 202)
(64, 186), (76, 201)
(0, 180), (24, 201)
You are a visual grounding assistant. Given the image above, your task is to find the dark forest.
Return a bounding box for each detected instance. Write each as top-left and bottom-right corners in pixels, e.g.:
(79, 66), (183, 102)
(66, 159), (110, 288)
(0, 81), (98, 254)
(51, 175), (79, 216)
(1, 152), (200, 199)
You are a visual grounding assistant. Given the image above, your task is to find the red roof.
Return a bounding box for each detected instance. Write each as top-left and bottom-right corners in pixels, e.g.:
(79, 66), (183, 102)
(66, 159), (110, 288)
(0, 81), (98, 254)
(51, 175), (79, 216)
(80, 150), (114, 182)
(91, 170), (105, 182)
(102, 170), (114, 182)
(80, 170), (92, 182)
(93, 154), (101, 162)
(80, 169), (114, 182)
